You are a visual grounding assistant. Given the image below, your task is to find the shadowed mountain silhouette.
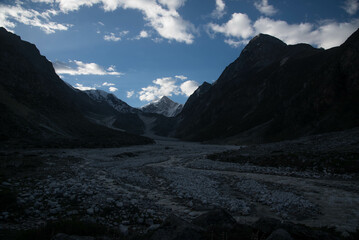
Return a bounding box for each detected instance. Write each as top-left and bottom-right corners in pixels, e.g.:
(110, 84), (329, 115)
(0, 27), (153, 148)
(175, 30), (359, 143)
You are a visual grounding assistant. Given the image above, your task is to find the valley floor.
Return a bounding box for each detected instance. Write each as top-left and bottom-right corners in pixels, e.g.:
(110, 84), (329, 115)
(1, 132), (359, 238)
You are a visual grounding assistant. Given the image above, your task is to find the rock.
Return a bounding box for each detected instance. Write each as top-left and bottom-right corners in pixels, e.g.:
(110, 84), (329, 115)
(51, 233), (95, 240)
(137, 217), (144, 224)
(266, 228), (293, 240)
(119, 224), (128, 235)
(192, 209), (237, 230)
(87, 208), (94, 215)
(147, 224), (161, 232)
(149, 214), (204, 240)
(115, 201), (123, 207)
(2, 181), (11, 186)
(146, 218), (154, 225)
(253, 218), (282, 235)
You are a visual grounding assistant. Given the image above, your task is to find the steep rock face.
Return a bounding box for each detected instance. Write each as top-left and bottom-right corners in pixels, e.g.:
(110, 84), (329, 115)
(176, 30), (359, 143)
(141, 96), (183, 117)
(0, 27), (152, 147)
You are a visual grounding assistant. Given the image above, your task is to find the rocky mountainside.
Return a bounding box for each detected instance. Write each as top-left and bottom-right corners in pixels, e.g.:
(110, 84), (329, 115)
(141, 96), (183, 117)
(175, 29), (359, 143)
(0, 27), (152, 148)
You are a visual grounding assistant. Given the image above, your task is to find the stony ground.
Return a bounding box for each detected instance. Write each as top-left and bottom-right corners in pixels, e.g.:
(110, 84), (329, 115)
(1, 131), (359, 238)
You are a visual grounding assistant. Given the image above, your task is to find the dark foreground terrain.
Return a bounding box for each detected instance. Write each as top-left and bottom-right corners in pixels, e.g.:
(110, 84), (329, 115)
(0, 128), (358, 240)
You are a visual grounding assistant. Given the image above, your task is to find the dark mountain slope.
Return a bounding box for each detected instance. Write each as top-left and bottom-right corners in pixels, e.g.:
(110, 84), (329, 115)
(176, 30), (359, 143)
(0, 27), (153, 147)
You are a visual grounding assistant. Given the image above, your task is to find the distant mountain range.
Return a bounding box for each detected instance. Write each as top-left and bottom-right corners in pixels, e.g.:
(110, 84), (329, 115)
(1, 26), (358, 147)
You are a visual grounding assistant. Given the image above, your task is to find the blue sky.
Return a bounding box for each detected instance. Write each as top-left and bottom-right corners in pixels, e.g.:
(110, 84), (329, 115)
(1, 0), (358, 107)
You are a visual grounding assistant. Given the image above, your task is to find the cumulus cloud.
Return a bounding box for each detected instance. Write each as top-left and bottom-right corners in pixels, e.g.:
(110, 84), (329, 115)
(109, 86), (118, 92)
(102, 82), (115, 86)
(138, 75), (199, 101)
(158, 0), (186, 10)
(224, 39), (248, 48)
(104, 32), (121, 41)
(55, 0), (101, 13)
(175, 75), (188, 80)
(35, 0), (195, 44)
(0, 3), (71, 33)
(343, 0), (359, 15)
(32, 0), (54, 3)
(53, 60), (123, 76)
(126, 90), (135, 98)
(208, 13), (254, 39)
(180, 80), (199, 96)
(134, 30), (149, 40)
(139, 77), (180, 101)
(208, 12), (359, 49)
(254, 17), (359, 49)
(74, 83), (96, 91)
(254, 0), (278, 16)
(212, 0), (226, 19)
(104, 31), (128, 41)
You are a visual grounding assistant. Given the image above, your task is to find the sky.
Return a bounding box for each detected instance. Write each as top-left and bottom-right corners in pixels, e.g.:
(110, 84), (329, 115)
(0, 0), (359, 107)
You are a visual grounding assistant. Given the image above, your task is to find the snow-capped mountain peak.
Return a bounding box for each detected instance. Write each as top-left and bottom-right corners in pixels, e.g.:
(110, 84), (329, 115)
(85, 89), (136, 114)
(141, 96), (183, 117)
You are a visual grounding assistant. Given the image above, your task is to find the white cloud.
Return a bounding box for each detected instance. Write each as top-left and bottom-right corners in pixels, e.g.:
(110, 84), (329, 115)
(134, 30), (149, 40)
(74, 83), (96, 91)
(158, 0), (186, 10)
(44, 0), (195, 44)
(56, 0), (101, 13)
(107, 65), (115, 71)
(102, 82), (115, 86)
(224, 39), (248, 47)
(138, 76), (199, 101)
(343, 0), (359, 15)
(105, 1), (196, 44)
(212, 0), (226, 19)
(104, 32), (121, 41)
(32, 0), (54, 3)
(126, 90), (134, 98)
(254, 17), (359, 49)
(104, 31), (128, 41)
(254, 0), (278, 16)
(139, 77), (180, 101)
(109, 86), (118, 92)
(0, 3), (71, 33)
(208, 12), (359, 49)
(53, 60), (123, 75)
(180, 80), (199, 96)
(175, 75), (187, 80)
(208, 13), (254, 39)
